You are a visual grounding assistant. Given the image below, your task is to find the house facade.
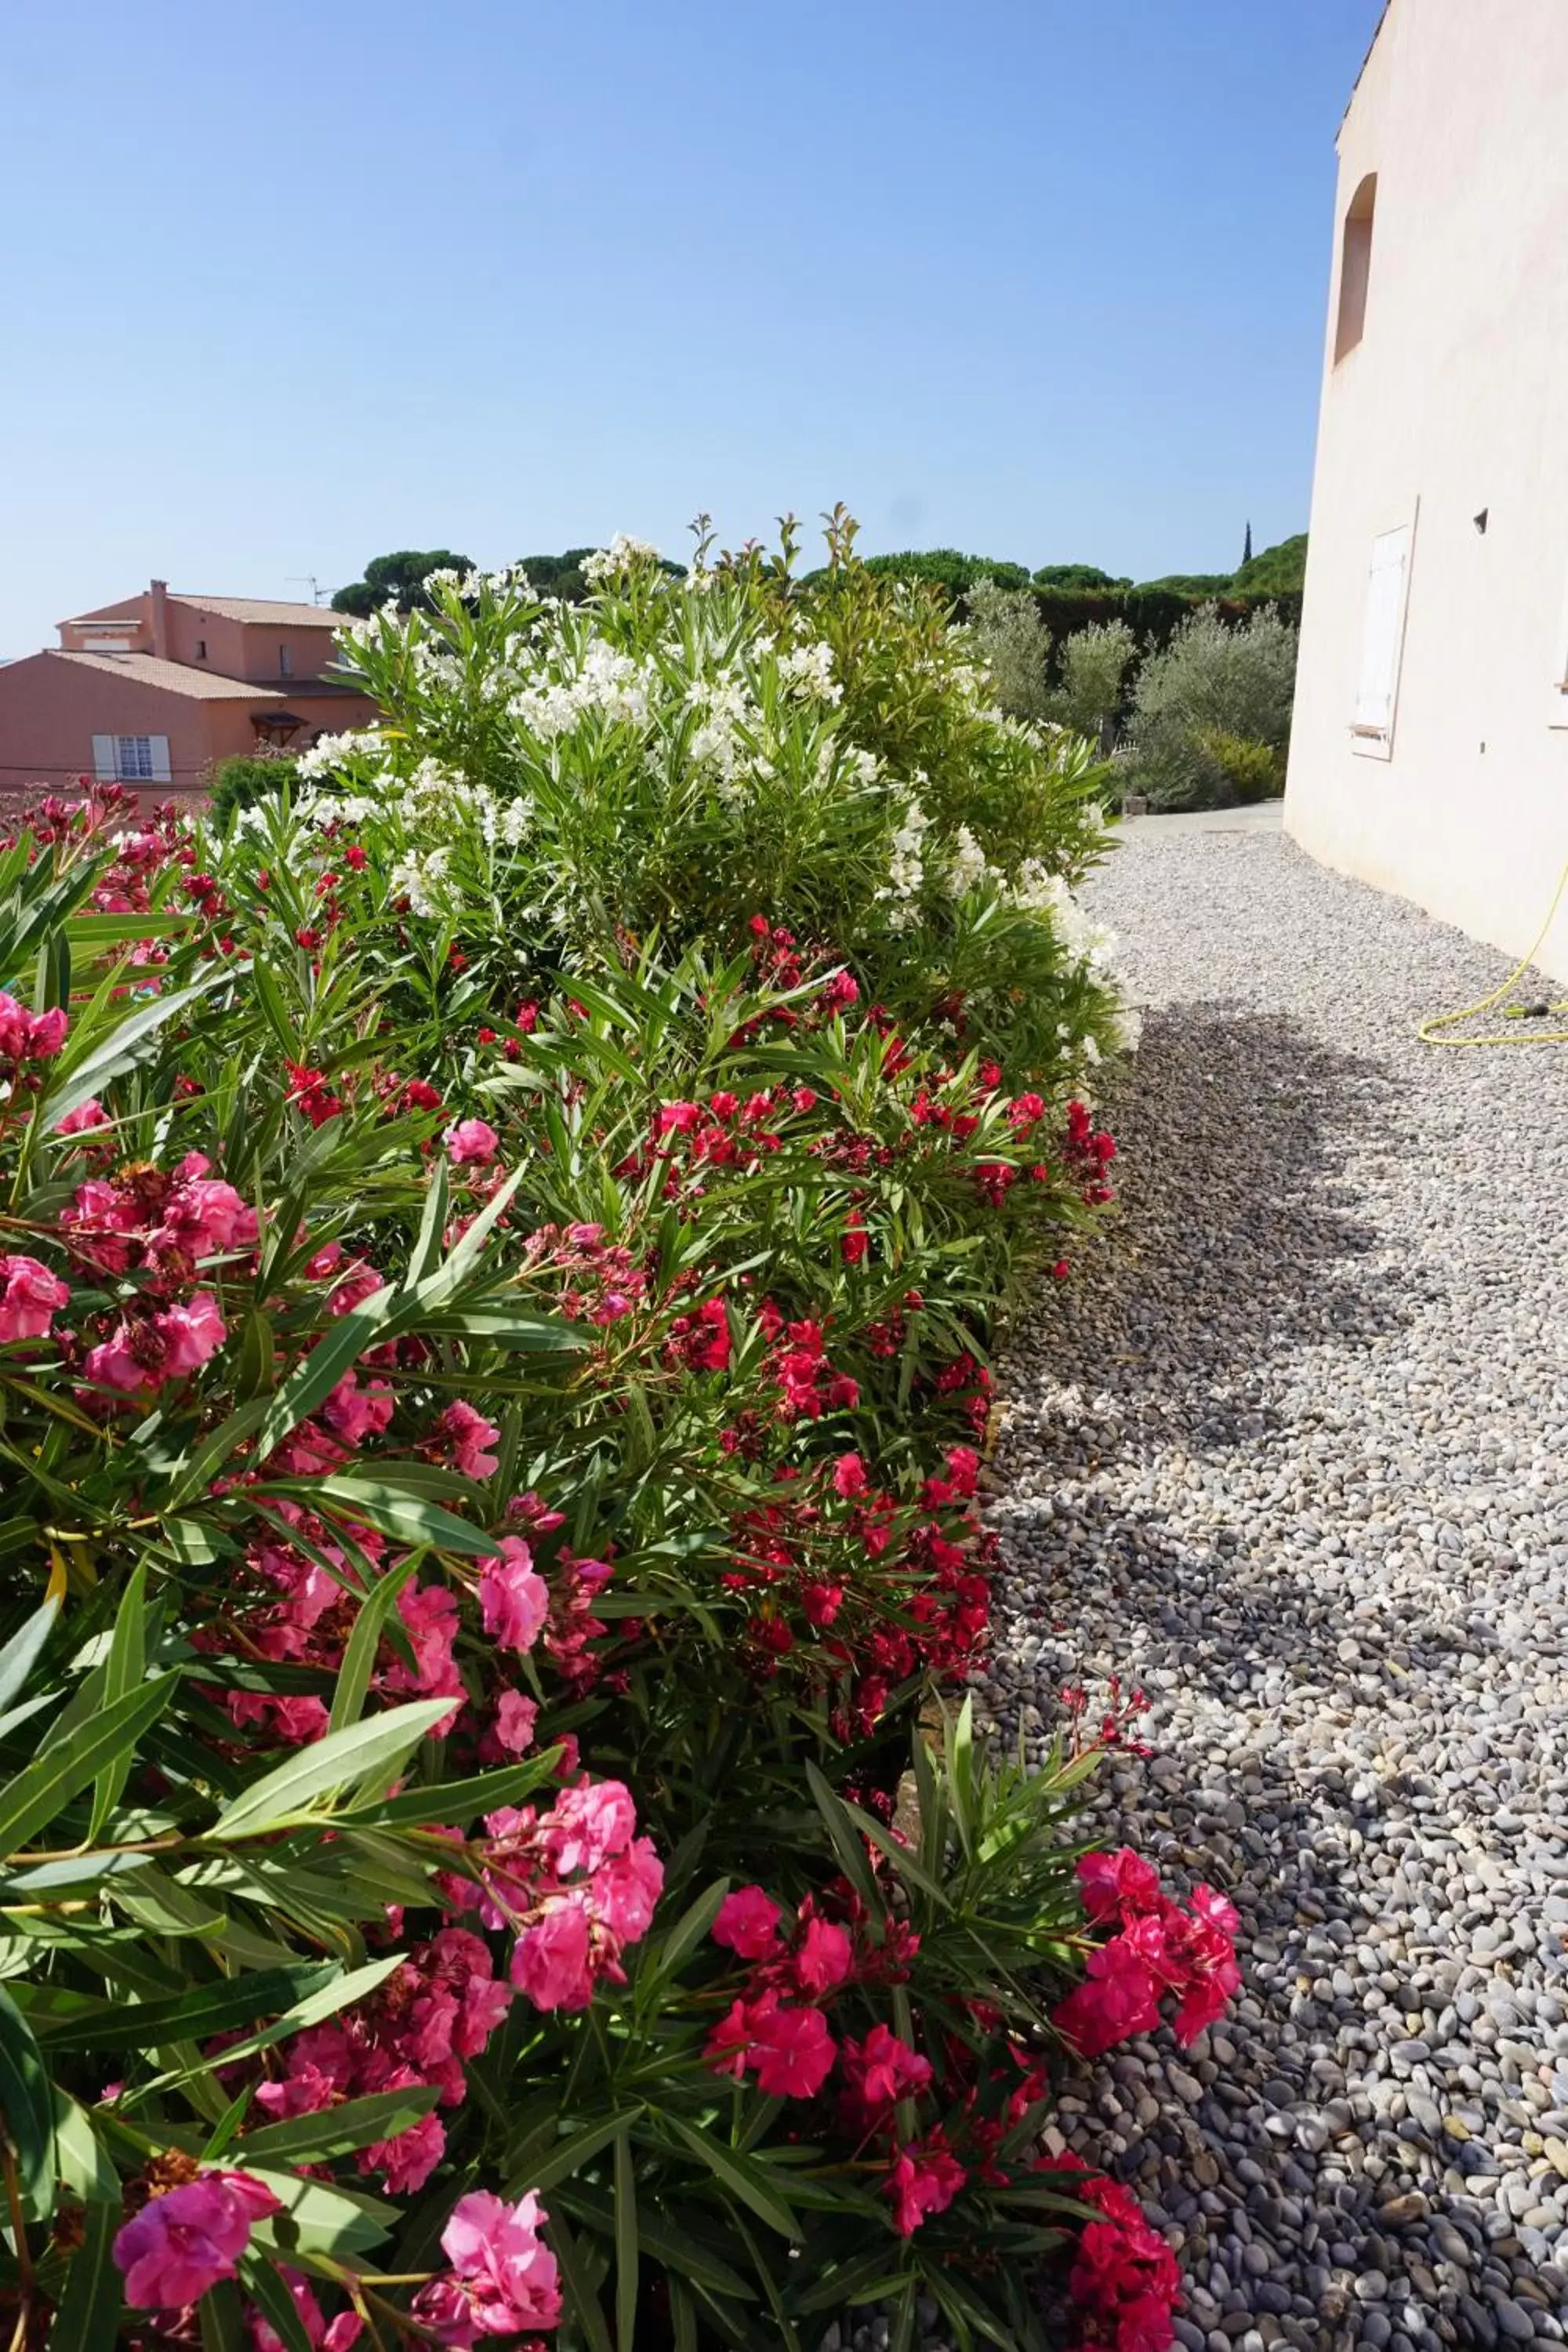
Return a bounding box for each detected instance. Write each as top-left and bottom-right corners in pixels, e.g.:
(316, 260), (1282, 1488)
(1284, 0), (1568, 982)
(0, 580), (378, 804)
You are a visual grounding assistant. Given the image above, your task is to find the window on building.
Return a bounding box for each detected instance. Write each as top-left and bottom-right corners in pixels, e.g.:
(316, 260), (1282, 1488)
(196, 638), (207, 660)
(1352, 521), (1413, 756)
(1334, 172), (1377, 362)
(93, 733), (171, 784)
(278, 644), (293, 677)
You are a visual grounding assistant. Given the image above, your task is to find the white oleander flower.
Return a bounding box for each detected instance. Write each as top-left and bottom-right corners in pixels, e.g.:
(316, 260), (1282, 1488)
(498, 796), (535, 848)
(779, 639), (842, 704)
(295, 728), (387, 782)
(388, 847), (451, 917)
(581, 534), (661, 585)
(1009, 862), (1116, 972)
(946, 825), (996, 898)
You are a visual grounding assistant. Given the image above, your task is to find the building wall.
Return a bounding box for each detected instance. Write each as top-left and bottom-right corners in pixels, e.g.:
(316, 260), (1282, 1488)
(1283, 0), (1568, 982)
(165, 604), (345, 685)
(0, 655), (268, 798)
(231, 620), (350, 686)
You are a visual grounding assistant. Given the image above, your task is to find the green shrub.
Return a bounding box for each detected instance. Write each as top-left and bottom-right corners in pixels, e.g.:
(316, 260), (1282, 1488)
(1046, 619), (1138, 749)
(1193, 727), (1286, 802)
(1131, 571), (1235, 597)
(1120, 602), (1300, 810)
(206, 750), (298, 829)
(1232, 532), (1308, 596)
(306, 510), (1123, 1080)
(1031, 563), (1130, 592)
(963, 577), (1054, 724)
(814, 549), (1034, 601)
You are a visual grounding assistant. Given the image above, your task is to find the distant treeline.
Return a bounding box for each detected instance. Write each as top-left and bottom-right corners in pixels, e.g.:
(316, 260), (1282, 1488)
(329, 535), (1308, 637)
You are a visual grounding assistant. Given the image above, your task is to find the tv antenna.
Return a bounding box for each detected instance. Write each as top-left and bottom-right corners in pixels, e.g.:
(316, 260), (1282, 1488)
(286, 574), (325, 604)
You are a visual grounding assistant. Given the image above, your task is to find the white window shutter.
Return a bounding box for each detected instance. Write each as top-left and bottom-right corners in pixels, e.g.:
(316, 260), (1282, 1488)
(149, 735), (172, 783)
(1355, 525), (1410, 739)
(92, 733), (117, 781)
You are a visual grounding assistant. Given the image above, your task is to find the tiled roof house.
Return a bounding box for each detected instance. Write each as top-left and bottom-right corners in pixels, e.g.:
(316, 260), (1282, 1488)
(0, 579), (378, 801)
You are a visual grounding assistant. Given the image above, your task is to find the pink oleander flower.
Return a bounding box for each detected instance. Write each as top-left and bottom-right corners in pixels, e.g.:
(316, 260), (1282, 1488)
(366, 2105), (446, 2194)
(712, 1885), (782, 1959)
(412, 2188), (561, 2343)
(791, 1915), (853, 1994)
(56, 1097), (108, 1134)
(538, 1778), (635, 1876)
(321, 1370), (395, 1446)
(1066, 2168), (1183, 2352)
(114, 2171), (280, 2308)
(832, 1451), (869, 1498)
(437, 1399), (501, 1479)
(493, 1689), (539, 1753)
(254, 2060), (339, 2121)
(1077, 1846), (1163, 1926)
(0, 1254), (70, 1345)
(478, 1537), (549, 1654)
(83, 1322), (150, 1392)
(0, 992), (67, 1063)
(156, 1289), (227, 1377)
(159, 1156), (253, 1258)
(591, 1837), (664, 1944)
(1054, 1934), (1164, 2058)
(249, 2267), (364, 2352)
(746, 1997), (837, 2099)
(884, 2136), (966, 2237)
(841, 2024), (932, 2108)
(510, 1899), (595, 2013)
(447, 1118), (499, 1166)
(379, 1582), (464, 1729)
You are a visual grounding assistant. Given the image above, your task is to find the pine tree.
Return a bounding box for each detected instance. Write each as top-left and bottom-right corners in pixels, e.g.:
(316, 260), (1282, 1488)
(1241, 520), (1254, 569)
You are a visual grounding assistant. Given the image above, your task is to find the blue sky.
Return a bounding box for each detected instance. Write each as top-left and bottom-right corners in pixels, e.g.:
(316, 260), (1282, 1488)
(1, 0), (1384, 652)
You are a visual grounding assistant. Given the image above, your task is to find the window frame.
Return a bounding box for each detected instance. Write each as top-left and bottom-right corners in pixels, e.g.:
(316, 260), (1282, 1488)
(93, 733), (172, 785)
(115, 735), (155, 782)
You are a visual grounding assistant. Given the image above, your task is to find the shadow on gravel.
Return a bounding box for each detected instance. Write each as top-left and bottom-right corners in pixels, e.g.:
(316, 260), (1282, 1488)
(993, 1004), (1440, 1704)
(1033, 1002), (1418, 1451)
(991, 1007), (1552, 2350)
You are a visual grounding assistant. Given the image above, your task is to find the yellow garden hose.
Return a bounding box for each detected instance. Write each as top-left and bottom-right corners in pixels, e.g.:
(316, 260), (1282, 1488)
(1418, 854), (1568, 1046)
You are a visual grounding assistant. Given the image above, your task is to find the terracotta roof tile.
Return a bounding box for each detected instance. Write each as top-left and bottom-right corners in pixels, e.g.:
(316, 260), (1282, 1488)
(48, 650), (287, 702)
(172, 595), (342, 627)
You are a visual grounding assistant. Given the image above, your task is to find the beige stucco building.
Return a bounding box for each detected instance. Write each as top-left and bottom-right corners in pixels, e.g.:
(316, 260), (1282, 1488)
(1284, 0), (1568, 982)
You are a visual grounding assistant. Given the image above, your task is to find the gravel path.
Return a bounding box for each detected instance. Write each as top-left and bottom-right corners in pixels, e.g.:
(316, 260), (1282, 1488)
(982, 823), (1568, 2352)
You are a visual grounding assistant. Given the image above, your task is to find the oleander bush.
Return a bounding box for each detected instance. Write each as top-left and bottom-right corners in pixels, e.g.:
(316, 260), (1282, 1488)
(0, 520), (1236, 2352)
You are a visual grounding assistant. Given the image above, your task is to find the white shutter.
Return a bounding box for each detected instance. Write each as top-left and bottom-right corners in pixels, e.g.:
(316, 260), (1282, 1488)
(1551, 554), (1568, 727)
(91, 734), (117, 781)
(1354, 525), (1410, 742)
(149, 735), (172, 783)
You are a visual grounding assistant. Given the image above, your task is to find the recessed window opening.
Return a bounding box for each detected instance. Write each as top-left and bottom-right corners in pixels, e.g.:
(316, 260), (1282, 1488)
(1335, 172), (1377, 361)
